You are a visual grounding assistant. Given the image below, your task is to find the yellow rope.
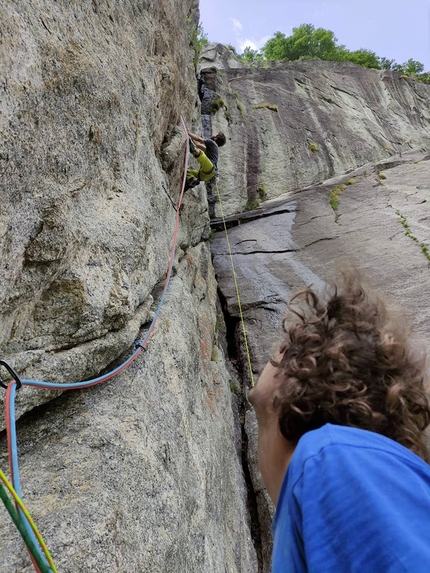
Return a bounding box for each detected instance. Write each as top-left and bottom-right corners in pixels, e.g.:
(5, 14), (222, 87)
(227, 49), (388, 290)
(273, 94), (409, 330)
(214, 180), (255, 387)
(0, 469), (57, 572)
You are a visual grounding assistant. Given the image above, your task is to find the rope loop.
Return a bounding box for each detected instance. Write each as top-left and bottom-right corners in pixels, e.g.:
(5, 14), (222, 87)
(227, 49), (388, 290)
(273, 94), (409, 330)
(0, 360), (22, 390)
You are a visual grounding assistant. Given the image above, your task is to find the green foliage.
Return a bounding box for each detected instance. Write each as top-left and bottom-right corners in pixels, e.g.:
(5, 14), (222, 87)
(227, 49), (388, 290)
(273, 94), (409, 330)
(188, 20), (209, 67)
(261, 25), (429, 81)
(379, 57), (396, 70)
(198, 28), (209, 49)
(262, 31), (289, 60)
(417, 73), (430, 84)
(378, 172), (387, 180)
(401, 58), (425, 74)
(245, 198), (261, 211)
(232, 90), (247, 118)
(252, 102), (278, 112)
(329, 184), (347, 211)
(210, 97), (227, 114)
(257, 184), (267, 200)
(308, 142), (319, 153)
(395, 210), (430, 261)
(238, 46), (264, 65)
(211, 345), (219, 362)
(214, 317), (221, 336)
(391, 59), (428, 83)
(339, 48), (380, 69)
(346, 178), (357, 185)
(263, 25), (338, 61)
(226, 44), (237, 54)
(236, 100), (247, 118)
(230, 382), (241, 395)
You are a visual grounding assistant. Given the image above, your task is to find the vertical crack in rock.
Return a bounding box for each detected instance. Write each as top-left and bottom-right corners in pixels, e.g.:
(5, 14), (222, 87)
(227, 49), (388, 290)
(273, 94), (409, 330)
(217, 286), (264, 572)
(198, 70), (218, 217)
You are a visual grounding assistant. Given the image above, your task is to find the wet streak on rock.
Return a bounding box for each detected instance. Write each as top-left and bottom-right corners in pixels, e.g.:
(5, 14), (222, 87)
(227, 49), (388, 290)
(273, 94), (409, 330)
(246, 120), (260, 204)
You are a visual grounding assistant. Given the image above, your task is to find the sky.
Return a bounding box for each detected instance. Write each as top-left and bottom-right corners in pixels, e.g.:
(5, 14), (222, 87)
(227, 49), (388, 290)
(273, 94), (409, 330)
(199, 0), (430, 70)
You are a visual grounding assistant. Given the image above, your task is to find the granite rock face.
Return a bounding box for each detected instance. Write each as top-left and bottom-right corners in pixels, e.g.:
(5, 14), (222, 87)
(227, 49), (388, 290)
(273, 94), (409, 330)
(201, 44), (430, 216)
(212, 149), (430, 571)
(3, 12), (430, 572)
(1, 243), (257, 573)
(1, 0), (200, 403)
(0, 4), (257, 572)
(213, 150), (430, 362)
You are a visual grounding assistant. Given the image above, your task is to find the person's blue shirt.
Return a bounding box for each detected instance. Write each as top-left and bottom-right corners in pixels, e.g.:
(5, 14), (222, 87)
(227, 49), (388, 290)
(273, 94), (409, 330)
(272, 423), (430, 572)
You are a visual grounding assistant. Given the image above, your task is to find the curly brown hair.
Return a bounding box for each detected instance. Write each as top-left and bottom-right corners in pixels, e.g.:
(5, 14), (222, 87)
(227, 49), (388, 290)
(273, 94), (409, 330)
(271, 272), (430, 462)
(213, 132), (226, 147)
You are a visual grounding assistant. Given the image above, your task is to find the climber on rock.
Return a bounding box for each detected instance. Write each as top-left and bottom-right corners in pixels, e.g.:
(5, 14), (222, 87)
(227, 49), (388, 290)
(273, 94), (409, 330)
(248, 270), (430, 572)
(185, 130), (226, 191)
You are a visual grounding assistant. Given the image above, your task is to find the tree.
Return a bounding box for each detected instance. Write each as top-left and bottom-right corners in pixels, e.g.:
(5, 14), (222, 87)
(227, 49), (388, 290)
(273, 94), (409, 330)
(341, 49), (381, 69)
(417, 72), (430, 84)
(291, 24), (338, 60)
(238, 47), (264, 65)
(260, 25), (429, 83)
(262, 31), (289, 60)
(402, 58), (425, 74)
(379, 57), (396, 70)
(197, 26), (209, 50)
(392, 58), (425, 75)
(263, 24), (338, 61)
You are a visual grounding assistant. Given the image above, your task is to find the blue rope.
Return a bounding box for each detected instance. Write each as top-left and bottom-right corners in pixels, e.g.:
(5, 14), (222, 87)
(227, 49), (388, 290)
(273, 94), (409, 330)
(8, 384), (52, 571)
(20, 348), (141, 389)
(21, 268), (172, 389)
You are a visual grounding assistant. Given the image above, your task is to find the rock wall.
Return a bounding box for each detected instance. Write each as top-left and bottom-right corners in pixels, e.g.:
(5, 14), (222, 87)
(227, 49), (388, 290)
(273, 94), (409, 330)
(2, 243), (257, 572)
(1, 0), (199, 405)
(200, 44), (430, 216)
(3, 16), (430, 571)
(0, 4), (257, 572)
(212, 149), (430, 572)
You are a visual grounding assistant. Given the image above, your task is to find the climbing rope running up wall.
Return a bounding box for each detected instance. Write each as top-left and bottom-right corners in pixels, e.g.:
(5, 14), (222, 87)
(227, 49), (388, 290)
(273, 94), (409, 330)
(214, 180), (255, 388)
(0, 116), (191, 573)
(0, 468), (55, 573)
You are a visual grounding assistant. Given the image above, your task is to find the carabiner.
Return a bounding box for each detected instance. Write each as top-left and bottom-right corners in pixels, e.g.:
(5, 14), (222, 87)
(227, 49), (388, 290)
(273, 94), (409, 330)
(0, 360), (22, 390)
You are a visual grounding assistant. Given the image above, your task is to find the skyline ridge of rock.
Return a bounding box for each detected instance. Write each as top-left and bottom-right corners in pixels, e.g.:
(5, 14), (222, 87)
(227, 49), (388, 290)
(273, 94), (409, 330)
(201, 43), (430, 217)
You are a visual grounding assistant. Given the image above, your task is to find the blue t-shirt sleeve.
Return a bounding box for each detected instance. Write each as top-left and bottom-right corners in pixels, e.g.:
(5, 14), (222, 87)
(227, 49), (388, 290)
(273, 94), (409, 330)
(285, 444), (430, 573)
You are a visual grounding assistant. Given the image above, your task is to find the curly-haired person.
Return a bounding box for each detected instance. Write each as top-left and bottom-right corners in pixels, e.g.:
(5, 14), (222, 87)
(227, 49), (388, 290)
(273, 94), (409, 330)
(248, 271), (430, 573)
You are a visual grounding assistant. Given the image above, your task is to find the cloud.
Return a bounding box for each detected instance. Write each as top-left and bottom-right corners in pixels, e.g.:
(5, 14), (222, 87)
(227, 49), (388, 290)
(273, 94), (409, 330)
(230, 18), (243, 32)
(238, 38), (258, 51)
(229, 16), (269, 54)
(238, 35), (271, 53)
